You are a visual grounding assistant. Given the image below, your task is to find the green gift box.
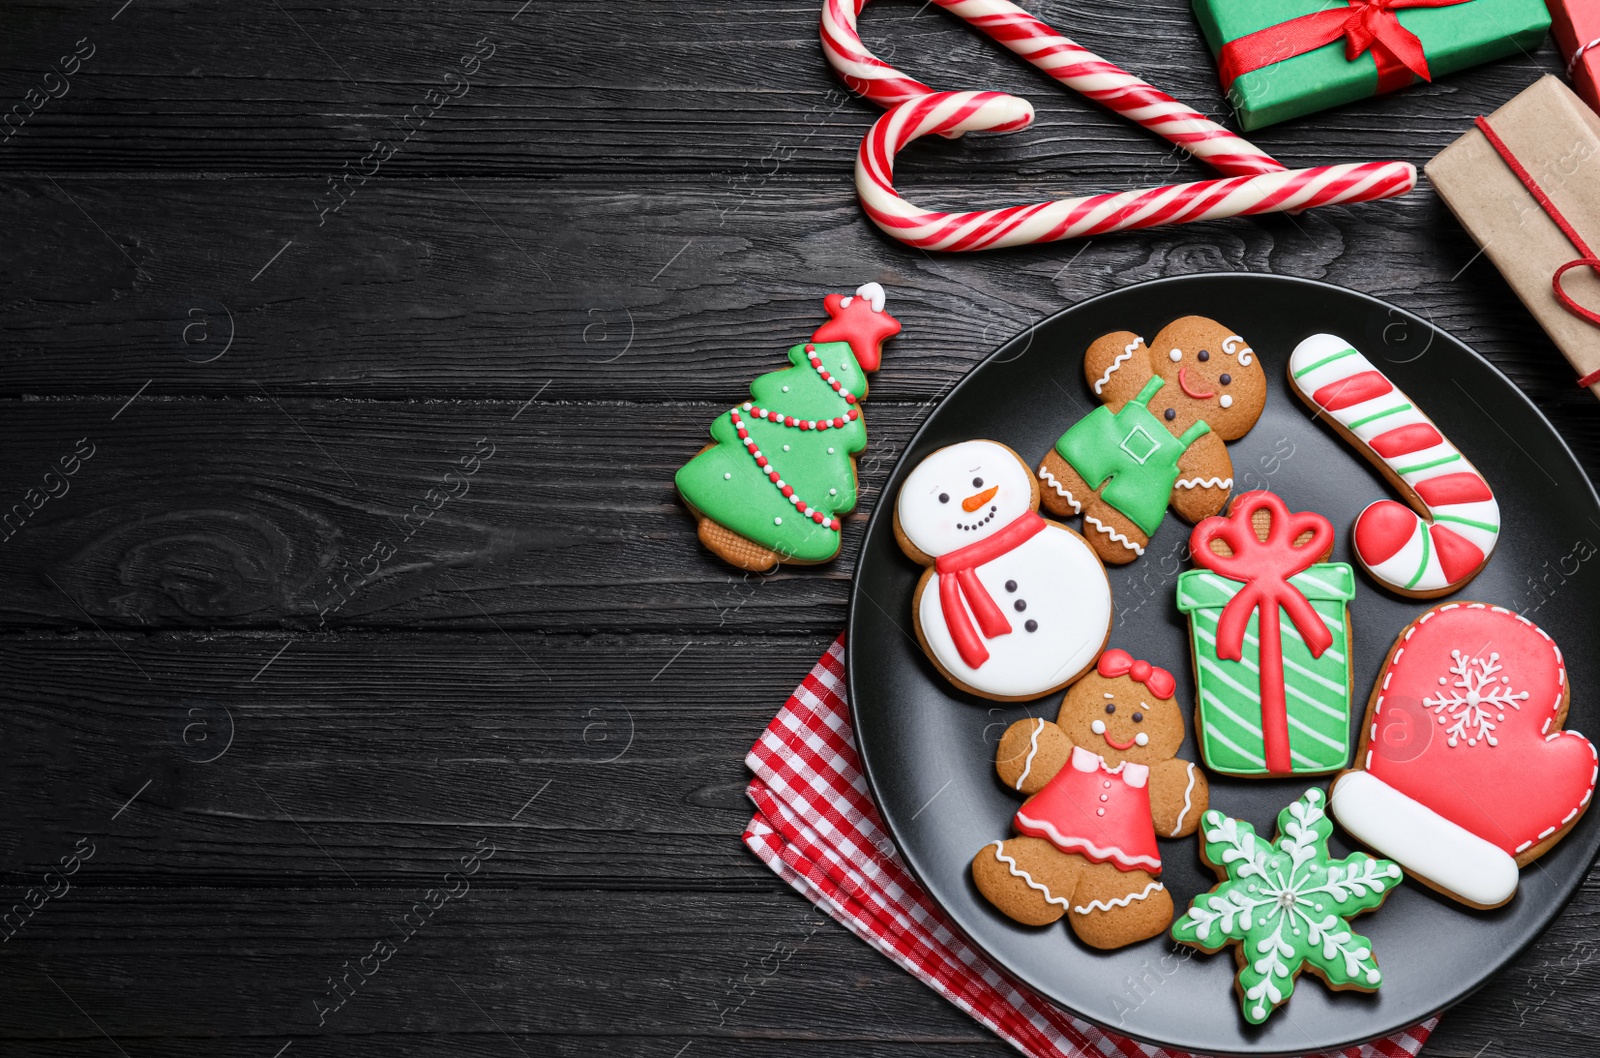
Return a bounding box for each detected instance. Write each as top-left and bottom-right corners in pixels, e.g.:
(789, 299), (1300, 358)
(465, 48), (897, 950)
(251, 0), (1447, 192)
(1176, 565), (1356, 777)
(1192, 0), (1551, 130)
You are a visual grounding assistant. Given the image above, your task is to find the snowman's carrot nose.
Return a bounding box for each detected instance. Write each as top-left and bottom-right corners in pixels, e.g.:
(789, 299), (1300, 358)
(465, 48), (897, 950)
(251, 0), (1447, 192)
(963, 486), (999, 512)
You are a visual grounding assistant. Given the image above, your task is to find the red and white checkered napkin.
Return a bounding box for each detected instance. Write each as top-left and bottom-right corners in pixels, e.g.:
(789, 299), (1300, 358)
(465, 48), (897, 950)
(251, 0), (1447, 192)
(743, 635), (1438, 1058)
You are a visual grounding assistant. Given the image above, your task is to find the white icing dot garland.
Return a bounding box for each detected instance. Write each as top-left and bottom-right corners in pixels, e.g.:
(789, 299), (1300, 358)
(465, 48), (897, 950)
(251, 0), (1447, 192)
(728, 343), (860, 532)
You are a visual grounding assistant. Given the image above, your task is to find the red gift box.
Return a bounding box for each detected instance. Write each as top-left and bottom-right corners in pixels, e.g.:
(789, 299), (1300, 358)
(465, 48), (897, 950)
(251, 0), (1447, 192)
(1550, 0), (1600, 112)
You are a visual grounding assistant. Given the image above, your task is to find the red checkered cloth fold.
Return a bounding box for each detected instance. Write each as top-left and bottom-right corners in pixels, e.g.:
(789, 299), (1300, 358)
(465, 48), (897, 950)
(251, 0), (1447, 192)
(743, 634), (1438, 1058)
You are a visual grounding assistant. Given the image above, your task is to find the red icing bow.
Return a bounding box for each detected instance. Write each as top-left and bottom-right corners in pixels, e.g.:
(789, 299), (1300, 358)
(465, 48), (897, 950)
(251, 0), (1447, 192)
(1218, 0), (1473, 97)
(1097, 649), (1176, 701)
(1190, 491), (1335, 774)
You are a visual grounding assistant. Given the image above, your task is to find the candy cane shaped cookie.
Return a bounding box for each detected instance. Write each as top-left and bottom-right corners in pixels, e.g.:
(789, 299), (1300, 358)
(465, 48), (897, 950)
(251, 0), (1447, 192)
(1288, 334), (1499, 598)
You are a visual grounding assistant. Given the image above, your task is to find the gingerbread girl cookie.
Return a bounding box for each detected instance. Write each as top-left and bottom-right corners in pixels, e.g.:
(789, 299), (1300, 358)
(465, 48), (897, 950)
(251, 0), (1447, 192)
(1038, 317), (1267, 564)
(972, 650), (1210, 949)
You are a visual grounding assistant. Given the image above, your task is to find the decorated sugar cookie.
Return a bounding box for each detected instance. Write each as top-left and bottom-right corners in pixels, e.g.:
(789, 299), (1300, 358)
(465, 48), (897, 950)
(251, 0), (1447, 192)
(1330, 603), (1597, 909)
(973, 650), (1210, 949)
(1038, 316), (1267, 564)
(1288, 333), (1500, 597)
(675, 283), (902, 571)
(896, 440), (1113, 701)
(1172, 788), (1403, 1025)
(1177, 492), (1357, 777)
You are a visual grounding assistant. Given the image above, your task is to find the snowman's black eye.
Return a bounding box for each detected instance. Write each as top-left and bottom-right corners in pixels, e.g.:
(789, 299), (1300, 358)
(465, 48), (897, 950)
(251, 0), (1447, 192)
(972, 477), (983, 488)
(938, 493), (949, 504)
(1132, 712), (1144, 723)
(1104, 703), (1115, 714)
(1197, 349), (1210, 362)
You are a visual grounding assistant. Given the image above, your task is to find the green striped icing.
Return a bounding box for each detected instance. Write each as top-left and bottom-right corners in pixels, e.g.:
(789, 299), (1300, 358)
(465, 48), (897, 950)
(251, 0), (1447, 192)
(1291, 345), (1357, 377)
(1177, 565), (1356, 777)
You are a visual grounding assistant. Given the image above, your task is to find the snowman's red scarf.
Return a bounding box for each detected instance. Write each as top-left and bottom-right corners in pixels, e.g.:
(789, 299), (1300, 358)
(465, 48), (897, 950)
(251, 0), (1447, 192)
(934, 511), (1047, 669)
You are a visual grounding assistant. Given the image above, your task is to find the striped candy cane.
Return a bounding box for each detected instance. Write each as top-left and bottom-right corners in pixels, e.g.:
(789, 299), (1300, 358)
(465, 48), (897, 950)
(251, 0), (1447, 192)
(1289, 334), (1500, 597)
(856, 92), (1418, 251)
(821, 0), (1285, 177)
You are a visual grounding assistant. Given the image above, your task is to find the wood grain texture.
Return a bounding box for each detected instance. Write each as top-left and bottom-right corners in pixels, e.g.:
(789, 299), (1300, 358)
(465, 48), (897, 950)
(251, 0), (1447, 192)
(0, 0), (1596, 1054)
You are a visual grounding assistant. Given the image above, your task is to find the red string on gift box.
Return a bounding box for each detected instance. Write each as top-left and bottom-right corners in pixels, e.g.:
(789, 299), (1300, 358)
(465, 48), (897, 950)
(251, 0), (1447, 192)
(1189, 492), (1336, 775)
(1475, 115), (1600, 388)
(1217, 0), (1471, 97)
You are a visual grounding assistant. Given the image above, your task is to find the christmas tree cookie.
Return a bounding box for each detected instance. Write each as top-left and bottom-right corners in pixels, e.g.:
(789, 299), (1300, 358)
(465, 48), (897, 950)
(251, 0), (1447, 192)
(676, 283), (901, 571)
(1172, 788), (1403, 1026)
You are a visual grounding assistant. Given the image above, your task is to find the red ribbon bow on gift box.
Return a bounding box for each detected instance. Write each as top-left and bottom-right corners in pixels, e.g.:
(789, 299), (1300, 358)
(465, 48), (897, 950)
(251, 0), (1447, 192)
(1218, 0), (1473, 97)
(1190, 492), (1335, 774)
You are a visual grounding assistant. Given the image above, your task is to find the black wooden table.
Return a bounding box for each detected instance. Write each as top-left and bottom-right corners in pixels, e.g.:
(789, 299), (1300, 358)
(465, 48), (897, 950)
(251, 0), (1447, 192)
(1, 2), (1596, 1055)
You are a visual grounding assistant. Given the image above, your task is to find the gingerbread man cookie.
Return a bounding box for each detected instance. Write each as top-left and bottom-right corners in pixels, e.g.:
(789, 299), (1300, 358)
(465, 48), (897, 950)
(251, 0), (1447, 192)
(972, 650), (1210, 949)
(1038, 317), (1267, 564)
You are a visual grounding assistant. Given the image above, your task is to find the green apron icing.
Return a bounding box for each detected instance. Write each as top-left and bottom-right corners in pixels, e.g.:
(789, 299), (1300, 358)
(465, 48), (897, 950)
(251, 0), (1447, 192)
(1054, 376), (1209, 536)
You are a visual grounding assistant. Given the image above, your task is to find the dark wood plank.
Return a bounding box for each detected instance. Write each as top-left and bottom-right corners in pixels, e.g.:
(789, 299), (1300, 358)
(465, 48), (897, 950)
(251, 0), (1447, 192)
(3, 176), (1598, 410)
(0, 631), (836, 884)
(0, 399), (943, 631)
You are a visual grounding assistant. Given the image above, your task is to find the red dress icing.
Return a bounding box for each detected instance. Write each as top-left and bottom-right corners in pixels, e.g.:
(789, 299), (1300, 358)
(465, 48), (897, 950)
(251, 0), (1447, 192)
(1365, 604), (1598, 857)
(1014, 746), (1161, 873)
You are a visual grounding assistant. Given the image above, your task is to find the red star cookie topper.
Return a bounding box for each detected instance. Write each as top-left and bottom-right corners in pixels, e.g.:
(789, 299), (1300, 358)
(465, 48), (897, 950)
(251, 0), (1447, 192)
(811, 282), (901, 372)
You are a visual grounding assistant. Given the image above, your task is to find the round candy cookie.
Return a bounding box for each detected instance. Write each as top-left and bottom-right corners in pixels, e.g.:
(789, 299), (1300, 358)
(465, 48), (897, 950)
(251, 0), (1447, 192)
(972, 650), (1209, 950)
(1329, 602), (1598, 909)
(895, 440), (1113, 701)
(1038, 316), (1267, 565)
(1172, 788), (1404, 1026)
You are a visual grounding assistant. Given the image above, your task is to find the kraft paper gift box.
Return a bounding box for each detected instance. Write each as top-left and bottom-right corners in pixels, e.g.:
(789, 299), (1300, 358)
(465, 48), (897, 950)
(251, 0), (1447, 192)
(1426, 75), (1600, 398)
(1192, 0), (1551, 130)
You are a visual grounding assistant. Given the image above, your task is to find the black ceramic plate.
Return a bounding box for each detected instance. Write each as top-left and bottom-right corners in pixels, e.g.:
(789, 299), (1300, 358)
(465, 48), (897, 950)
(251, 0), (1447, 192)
(848, 273), (1600, 1056)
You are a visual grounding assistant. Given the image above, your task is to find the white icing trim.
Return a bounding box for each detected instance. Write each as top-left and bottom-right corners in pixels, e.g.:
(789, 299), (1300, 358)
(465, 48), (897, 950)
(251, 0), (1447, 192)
(1171, 762), (1197, 837)
(1014, 718), (1045, 791)
(1221, 334), (1253, 366)
(989, 840), (1070, 909)
(1038, 466), (1083, 512)
(1015, 811), (1163, 872)
(854, 281), (886, 312)
(1093, 340), (1139, 395)
(1329, 770), (1519, 907)
(1084, 515), (1145, 555)
(1174, 476), (1232, 490)
(1073, 880), (1164, 915)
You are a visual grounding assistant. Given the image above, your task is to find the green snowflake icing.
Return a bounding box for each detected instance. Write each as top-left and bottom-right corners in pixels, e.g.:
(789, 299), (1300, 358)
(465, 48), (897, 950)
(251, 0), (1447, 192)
(1171, 788), (1403, 1025)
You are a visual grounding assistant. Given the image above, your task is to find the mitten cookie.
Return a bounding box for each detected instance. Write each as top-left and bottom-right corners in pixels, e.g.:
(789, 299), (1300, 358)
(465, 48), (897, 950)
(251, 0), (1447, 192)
(1172, 788), (1403, 1025)
(895, 440), (1112, 701)
(972, 650), (1209, 949)
(676, 283), (901, 571)
(1329, 602), (1597, 909)
(1288, 333), (1500, 598)
(1039, 317), (1266, 564)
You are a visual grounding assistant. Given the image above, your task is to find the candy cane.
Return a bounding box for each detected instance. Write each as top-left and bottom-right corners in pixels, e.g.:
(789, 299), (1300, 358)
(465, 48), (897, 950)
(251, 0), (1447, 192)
(821, 0), (1284, 177)
(856, 92), (1418, 251)
(1288, 334), (1500, 597)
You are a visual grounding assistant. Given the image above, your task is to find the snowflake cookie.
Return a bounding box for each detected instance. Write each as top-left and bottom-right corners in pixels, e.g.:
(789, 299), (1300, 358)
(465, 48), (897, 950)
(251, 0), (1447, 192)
(1172, 787), (1402, 1025)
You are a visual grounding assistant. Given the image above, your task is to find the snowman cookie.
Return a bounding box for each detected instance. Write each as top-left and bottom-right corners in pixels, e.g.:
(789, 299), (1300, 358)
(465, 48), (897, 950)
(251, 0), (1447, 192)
(895, 440), (1113, 701)
(972, 650), (1210, 949)
(1038, 317), (1267, 564)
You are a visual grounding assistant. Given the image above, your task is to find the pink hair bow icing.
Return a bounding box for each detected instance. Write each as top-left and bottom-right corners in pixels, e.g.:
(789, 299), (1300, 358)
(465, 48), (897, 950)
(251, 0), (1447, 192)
(820, 0), (1417, 251)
